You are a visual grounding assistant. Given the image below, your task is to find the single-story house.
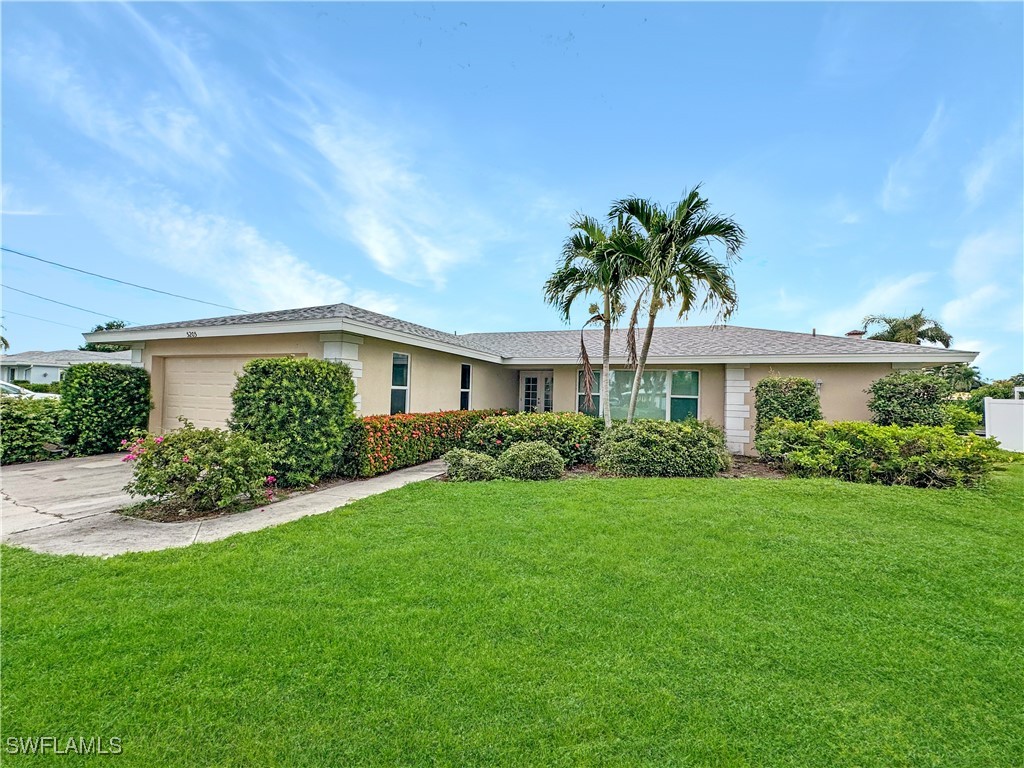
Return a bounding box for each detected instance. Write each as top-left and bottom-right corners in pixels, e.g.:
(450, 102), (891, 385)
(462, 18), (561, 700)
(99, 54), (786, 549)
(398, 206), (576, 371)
(84, 303), (977, 455)
(0, 349), (133, 385)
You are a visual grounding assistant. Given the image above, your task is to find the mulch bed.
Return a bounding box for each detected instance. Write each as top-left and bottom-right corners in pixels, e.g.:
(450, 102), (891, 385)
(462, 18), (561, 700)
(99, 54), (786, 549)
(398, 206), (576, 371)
(718, 455), (787, 479)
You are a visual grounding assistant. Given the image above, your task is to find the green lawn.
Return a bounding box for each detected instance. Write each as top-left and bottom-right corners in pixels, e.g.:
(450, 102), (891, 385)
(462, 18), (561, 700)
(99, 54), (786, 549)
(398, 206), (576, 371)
(2, 468), (1022, 767)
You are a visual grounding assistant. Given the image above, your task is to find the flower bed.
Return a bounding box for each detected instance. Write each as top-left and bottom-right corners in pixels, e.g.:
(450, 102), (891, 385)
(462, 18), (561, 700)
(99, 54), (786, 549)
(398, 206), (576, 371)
(347, 410), (508, 478)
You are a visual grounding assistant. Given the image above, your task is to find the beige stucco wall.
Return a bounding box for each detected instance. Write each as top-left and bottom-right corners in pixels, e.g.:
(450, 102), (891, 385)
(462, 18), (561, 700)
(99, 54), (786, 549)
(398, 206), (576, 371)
(547, 364), (726, 426)
(737, 362), (896, 455)
(354, 336), (518, 416)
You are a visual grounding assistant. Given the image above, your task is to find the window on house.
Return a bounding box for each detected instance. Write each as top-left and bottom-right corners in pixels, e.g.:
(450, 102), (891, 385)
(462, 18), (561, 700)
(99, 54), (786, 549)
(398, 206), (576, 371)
(460, 364), (471, 410)
(390, 353), (409, 415)
(576, 369), (699, 421)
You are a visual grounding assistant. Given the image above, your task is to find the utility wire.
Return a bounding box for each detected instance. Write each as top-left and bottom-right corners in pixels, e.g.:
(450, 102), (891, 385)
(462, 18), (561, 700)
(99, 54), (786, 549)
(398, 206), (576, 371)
(1, 246), (249, 313)
(1, 284), (134, 323)
(0, 309), (86, 330)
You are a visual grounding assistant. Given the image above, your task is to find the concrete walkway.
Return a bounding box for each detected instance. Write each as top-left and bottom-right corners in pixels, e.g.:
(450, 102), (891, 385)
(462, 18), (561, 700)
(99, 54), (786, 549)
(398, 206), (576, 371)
(1, 455), (445, 557)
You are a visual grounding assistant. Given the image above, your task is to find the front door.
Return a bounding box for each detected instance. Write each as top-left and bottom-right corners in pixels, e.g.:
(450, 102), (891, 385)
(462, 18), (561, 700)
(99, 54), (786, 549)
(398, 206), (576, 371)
(520, 371), (553, 413)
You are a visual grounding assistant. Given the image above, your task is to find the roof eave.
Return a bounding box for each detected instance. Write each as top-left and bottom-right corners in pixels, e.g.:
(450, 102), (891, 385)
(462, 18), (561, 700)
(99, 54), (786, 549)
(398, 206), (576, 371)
(502, 351), (979, 366)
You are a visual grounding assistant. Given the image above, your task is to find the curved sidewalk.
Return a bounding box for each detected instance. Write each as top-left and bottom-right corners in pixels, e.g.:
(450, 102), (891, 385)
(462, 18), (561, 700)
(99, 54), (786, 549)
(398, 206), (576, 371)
(1, 455), (445, 557)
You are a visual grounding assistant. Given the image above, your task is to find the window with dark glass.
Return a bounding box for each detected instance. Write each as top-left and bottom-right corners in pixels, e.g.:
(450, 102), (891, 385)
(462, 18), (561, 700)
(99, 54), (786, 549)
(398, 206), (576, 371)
(390, 353), (409, 415)
(460, 364), (471, 410)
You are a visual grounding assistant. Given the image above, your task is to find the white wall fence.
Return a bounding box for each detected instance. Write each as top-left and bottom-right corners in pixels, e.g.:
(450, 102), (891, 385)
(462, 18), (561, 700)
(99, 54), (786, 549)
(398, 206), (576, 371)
(984, 387), (1024, 453)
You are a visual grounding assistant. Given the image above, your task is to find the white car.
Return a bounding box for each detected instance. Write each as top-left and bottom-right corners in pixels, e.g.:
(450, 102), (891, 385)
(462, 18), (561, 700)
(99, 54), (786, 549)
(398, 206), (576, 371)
(0, 381), (60, 400)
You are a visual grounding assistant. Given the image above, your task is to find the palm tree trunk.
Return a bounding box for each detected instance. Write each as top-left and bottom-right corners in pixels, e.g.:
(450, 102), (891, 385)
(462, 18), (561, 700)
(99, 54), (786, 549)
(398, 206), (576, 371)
(601, 294), (612, 428)
(627, 290), (659, 423)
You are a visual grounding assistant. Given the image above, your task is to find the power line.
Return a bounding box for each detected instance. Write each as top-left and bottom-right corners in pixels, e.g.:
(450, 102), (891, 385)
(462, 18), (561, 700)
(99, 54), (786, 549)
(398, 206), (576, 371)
(1, 284), (133, 323)
(0, 310), (86, 330)
(1, 246), (249, 313)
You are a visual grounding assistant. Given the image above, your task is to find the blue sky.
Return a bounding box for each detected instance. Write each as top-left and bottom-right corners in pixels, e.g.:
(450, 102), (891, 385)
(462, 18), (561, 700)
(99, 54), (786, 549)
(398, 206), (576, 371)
(2, 2), (1022, 377)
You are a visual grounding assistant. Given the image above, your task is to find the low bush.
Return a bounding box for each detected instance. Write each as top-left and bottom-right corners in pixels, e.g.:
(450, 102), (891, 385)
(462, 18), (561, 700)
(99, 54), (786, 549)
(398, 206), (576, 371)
(230, 358), (356, 487)
(13, 380), (61, 394)
(941, 403), (982, 435)
(754, 376), (822, 434)
(123, 421), (275, 512)
(347, 409), (507, 478)
(867, 371), (951, 427)
(0, 398), (62, 465)
(442, 448), (499, 482)
(495, 441), (564, 481)
(596, 419), (731, 478)
(59, 363), (152, 456)
(466, 411), (603, 466)
(755, 419), (999, 488)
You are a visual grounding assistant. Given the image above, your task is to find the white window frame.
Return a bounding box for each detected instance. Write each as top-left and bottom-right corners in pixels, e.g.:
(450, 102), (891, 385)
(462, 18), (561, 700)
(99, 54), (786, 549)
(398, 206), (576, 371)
(460, 363), (472, 410)
(391, 352), (410, 415)
(575, 368), (701, 421)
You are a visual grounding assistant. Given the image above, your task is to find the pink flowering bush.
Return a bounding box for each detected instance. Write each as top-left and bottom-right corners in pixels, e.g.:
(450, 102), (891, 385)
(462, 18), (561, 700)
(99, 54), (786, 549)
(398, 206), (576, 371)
(123, 419), (274, 512)
(346, 410), (507, 478)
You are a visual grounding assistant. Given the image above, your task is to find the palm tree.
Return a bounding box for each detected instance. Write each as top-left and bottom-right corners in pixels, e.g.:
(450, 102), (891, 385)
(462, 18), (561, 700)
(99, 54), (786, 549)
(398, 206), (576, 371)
(610, 187), (745, 422)
(862, 310), (952, 347)
(543, 214), (641, 428)
(928, 363), (984, 392)
(0, 335), (8, 351)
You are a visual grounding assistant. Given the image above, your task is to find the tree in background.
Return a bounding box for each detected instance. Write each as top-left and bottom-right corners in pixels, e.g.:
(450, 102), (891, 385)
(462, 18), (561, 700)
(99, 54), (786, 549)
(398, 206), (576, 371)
(862, 310), (952, 347)
(928, 363), (984, 392)
(611, 187), (745, 422)
(79, 321), (131, 353)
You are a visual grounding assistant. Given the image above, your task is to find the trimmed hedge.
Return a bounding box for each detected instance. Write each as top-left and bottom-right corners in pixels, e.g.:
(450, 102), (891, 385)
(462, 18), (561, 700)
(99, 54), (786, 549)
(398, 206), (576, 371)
(123, 422), (274, 512)
(443, 448), (499, 482)
(596, 419), (731, 478)
(466, 412), (603, 466)
(13, 380), (61, 394)
(867, 371), (951, 427)
(347, 410), (507, 478)
(495, 441), (564, 480)
(754, 376), (821, 434)
(230, 358), (356, 487)
(0, 398), (62, 464)
(59, 363), (152, 456)
(755, 419), (999, 488)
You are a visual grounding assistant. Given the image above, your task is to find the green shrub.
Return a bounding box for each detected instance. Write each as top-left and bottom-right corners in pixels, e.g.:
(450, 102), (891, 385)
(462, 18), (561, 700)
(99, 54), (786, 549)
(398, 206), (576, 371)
(346, 410), (507, 478)
(964, 380), (1019, 417)
(123, 421), (274, 512)
(230, 358), (356, 487)
(442, 448), (499, 482)
(754, 376), (822, 434)
(495, 441), (564, 480)
(941, 403), (982, 435)
(0, 398), (62, 464)
(59, 363), (152, 456)
(466, 412), (602, 466)
(596, 419), (731, 478)
(13, 380), (61, 394)
(867, 371), (951, 427)
(756, 419), (999, 488)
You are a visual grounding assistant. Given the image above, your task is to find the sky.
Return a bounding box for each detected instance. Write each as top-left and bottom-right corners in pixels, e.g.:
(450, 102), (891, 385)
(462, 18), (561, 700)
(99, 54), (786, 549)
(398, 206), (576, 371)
(2, 2), (1022, 378)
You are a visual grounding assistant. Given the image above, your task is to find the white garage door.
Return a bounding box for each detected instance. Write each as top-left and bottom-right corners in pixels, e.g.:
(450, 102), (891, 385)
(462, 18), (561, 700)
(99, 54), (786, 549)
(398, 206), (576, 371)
(161, 356), (261, 432)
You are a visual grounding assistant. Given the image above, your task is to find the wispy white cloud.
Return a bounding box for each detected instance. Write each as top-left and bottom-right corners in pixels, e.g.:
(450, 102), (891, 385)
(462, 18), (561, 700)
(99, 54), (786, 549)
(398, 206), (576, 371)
(819, 272), (934, 335)
(880, 103), (944, 213)
(825, 194), (861, 225)
(941, 283), (1006, 327)
(951, 225), (1022, 287)
(0, 184), (48, 216)
(73, 182), (398, 314)
(963, 120), (1023, 208)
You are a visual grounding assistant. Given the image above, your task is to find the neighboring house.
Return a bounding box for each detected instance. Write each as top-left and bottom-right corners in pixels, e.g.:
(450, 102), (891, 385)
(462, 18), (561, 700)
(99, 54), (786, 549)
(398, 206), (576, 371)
(0, 349), (133, 385)
(84, 303), (977, 455)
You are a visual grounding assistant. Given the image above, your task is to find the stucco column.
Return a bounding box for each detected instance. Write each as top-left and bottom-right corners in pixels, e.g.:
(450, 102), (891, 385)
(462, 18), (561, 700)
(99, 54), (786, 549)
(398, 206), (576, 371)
(724, 365), (751, 454)
(320, 332), (363, 414)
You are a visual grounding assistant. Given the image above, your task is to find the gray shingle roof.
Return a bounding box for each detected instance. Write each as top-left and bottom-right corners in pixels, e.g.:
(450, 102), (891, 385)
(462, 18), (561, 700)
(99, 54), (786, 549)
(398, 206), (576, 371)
(462, 325), (973, 359)
(97, 303), (974, 362)
(0, 350), (132, 366)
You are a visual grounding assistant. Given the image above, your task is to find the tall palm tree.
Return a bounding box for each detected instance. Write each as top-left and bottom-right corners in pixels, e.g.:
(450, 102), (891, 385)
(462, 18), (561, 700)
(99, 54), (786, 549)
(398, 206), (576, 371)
(611, 187), (745, 423)
(543, 214), (641, 428)
(928, 362), (983, 392)
(862, 310), (952, 347)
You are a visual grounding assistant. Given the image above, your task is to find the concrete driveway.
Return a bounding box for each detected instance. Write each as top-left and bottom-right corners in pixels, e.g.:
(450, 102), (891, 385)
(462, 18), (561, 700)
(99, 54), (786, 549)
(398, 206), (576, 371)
(2, 455), (445, 557)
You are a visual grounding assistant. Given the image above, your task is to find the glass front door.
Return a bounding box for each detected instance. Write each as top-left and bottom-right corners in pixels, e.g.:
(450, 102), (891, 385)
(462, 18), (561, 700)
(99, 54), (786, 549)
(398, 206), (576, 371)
(520, 372), (553, 413)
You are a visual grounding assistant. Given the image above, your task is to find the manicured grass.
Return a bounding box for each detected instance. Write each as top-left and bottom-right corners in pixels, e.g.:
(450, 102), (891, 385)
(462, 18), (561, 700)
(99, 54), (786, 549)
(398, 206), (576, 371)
(2, 468), (1022, 766)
